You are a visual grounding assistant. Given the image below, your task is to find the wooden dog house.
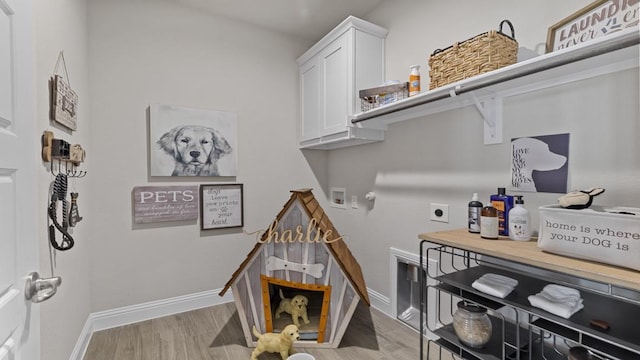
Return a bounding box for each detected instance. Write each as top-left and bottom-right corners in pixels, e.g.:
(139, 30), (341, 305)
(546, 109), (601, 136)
(219, 189), (369, 348)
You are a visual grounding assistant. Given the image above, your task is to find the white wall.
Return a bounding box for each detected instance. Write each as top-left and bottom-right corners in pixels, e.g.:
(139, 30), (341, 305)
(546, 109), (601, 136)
(324, 0), (640, 300)
(34, 1), (324, 358)
(31, 1), (638, 358)
(34, 1), (92, 360)
(85, 0), (323, 312)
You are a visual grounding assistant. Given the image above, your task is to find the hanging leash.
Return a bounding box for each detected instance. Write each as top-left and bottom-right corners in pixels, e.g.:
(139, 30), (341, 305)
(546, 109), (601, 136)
(48, 173), (74, 250)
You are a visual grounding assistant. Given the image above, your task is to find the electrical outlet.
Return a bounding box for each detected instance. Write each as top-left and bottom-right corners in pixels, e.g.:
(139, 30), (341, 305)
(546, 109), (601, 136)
(430, 203), (449, 223)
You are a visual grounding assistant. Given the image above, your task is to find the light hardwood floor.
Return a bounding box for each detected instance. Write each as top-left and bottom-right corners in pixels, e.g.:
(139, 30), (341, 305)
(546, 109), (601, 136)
(83, 301), (428, 360)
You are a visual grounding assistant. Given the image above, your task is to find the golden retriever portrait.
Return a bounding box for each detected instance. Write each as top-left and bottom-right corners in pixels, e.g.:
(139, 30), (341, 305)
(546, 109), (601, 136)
(157, 125), (232, 176)
(275, 289), (310, 327)
(251, 324), (299, 360)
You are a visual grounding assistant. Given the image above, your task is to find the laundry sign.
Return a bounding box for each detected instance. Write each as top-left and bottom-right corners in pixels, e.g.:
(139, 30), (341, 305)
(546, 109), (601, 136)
(132, 185), (199, 224)
(546, 0), (639, 52)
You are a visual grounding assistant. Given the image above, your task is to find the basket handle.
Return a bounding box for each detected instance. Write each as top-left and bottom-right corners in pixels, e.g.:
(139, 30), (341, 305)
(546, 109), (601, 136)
(431, 21), (515, 56)
(498, 20), (515, 39)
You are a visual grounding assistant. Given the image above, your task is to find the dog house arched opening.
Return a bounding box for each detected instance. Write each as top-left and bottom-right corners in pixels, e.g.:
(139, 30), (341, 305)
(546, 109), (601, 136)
(261, 275), (331, 343)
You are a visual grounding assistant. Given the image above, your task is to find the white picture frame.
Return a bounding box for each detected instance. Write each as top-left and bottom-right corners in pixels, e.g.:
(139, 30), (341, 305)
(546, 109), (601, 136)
(200, 183), (243, 230)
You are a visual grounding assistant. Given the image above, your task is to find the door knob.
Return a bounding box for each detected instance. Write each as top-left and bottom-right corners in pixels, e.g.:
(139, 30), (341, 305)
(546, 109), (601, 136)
(25, 272), (62, 303)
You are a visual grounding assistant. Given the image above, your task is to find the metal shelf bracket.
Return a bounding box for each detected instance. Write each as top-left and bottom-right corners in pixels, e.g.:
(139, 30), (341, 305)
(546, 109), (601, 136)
(471, 94), (503, 145)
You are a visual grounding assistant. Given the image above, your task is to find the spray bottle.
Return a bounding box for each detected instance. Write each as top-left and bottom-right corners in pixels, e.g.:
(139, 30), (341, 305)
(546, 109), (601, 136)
(409, 65), (421, 96)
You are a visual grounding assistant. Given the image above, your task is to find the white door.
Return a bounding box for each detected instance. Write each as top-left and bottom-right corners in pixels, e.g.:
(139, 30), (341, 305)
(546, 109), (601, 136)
(0, 0), (40, 359)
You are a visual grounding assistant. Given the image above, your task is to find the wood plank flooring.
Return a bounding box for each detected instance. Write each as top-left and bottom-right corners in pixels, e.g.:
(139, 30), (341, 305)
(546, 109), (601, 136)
(83, 301), (444, 360)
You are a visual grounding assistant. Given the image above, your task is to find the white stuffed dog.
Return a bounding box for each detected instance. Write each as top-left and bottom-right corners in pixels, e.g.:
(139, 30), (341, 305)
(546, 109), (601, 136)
(275, 289), (310, 327)
(251, 324), (299, 360)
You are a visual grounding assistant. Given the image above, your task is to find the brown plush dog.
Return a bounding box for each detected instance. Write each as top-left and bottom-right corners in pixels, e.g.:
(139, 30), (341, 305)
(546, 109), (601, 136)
(251, 324), (299, 360)
(275, 289), (310, 327)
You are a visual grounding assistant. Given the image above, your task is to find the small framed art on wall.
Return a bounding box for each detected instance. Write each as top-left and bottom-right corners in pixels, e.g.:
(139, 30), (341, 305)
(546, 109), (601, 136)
(200, 184), (243, 230)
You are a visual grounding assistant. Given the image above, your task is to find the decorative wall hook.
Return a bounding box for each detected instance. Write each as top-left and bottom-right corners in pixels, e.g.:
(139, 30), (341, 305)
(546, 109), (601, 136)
(41, 131), (87, 178)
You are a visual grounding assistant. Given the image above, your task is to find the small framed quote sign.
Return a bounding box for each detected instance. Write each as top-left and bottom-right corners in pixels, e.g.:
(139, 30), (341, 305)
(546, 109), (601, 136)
(132, 185), (199, 224)
(200, 184), (244, 230)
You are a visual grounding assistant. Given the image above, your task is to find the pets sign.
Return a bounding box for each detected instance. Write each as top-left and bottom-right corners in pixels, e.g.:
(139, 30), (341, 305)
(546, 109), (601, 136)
(132, 185), (199, 224)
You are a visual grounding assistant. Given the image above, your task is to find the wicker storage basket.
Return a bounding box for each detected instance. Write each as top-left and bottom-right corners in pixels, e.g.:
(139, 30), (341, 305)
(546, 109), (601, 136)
(428, 20), (518, 90)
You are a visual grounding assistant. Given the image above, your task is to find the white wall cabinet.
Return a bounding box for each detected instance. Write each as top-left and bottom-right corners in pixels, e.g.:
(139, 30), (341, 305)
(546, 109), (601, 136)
(297, 16), (388, 150)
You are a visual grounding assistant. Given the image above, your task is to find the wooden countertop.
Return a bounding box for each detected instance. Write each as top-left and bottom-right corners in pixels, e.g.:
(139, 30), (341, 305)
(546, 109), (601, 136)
(419, 228), (640, 292)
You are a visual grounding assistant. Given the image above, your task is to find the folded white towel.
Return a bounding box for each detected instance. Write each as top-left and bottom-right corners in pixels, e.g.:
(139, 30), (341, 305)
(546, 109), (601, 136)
(471, 273), (518, 298)
(542, 284), (581, 301)
(472, 278), (513, 298)
(528, 284), (584, 319)
(528, 294), (583, 318)
(483, 273), (519, 287)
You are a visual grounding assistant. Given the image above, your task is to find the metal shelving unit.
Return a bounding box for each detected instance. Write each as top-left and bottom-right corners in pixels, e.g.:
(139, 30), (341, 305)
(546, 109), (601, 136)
(419, 232), (640, 360)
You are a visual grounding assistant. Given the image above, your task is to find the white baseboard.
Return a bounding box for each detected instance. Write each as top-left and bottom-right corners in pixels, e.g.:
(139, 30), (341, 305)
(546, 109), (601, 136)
(367, 288), (391, 316)
(68, 314), (94, 360)
(69, 288), (233, 360)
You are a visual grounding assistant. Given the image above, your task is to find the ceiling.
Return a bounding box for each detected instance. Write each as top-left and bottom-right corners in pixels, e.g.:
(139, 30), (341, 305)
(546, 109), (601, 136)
(176, 0), (385, 42)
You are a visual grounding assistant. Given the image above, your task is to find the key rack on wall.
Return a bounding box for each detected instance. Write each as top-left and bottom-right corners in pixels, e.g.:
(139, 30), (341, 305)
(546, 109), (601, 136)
(42, 130), (86, 253)
(41, 130), (86, 177)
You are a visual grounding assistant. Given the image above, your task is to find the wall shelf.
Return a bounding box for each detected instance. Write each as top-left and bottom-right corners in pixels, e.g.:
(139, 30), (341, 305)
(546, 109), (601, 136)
(352, 28), (639, 144)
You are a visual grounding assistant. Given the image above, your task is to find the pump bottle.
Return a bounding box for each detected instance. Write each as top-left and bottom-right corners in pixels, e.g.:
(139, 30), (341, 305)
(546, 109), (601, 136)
(508, 196), (531, 241)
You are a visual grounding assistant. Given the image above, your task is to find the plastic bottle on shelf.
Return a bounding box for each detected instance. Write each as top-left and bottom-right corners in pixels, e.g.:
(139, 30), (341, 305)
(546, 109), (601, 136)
(409, 65), (421, 96)
(508, 195), (531, 241)
(490, 187), (514, 236)
(468, 193), (483, 234)
(480, 204), (498, 240)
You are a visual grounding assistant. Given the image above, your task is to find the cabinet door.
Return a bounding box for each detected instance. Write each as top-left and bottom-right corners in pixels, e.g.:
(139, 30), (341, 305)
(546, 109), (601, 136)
(300, 58), (320, 141)
(320, 34), (349, 136)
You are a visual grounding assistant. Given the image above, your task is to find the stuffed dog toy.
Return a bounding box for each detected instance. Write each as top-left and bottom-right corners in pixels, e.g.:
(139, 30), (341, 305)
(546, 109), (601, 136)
(558, 187), (605, 209)
(251, 324), (299, 360)
(275, 289), (310, 327)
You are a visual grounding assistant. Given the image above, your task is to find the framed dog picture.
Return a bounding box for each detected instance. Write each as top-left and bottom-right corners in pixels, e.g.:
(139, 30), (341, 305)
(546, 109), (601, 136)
(149, 104), (238, 177)
(200, 184), (243, 230)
